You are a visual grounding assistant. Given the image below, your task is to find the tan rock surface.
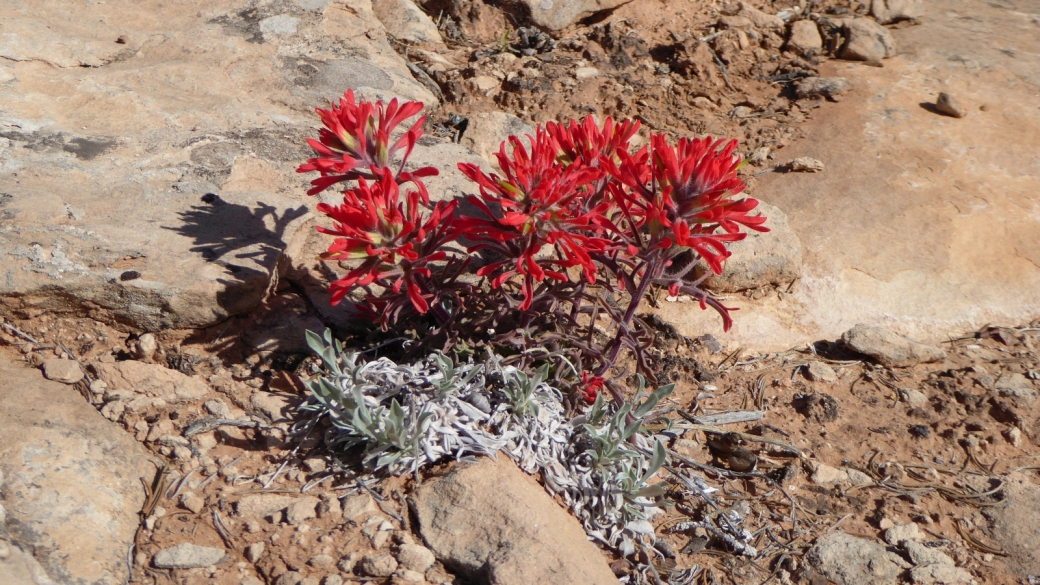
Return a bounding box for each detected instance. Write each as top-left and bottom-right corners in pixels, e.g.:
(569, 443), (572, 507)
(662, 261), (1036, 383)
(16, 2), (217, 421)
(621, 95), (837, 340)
(410, 457), (617, 585)
(654, 0), (1040, 350)
(0, 355), (153, 585)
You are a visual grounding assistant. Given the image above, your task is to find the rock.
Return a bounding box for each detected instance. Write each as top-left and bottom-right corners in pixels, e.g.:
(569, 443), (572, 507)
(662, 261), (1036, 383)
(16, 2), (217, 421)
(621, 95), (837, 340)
(236, 494), (299, 520)
(841, 18), (897, 62)
(152, 543), (228, 569)
(245, 542), (265, 563)
(1003, 427), (1023, 447)
(309, 554), (335, 568)
(132, 332), (159, 361)
(181, 494), (206, 514)
(0, 0), (436, 332)
(697, 202), (803, 293)
(342, 494), (380, 520)
(786, 20), (823, 56)
(842, 324), (946, 367)
(41, 358), (84, 384)
(740, 2), (785, 31)
(394, 569), (425, 582)
(901, 539), (953, 566)
(806, 532), (906, 585)
(92, 360), (209, 403)
(995, 373), (1036, 402)
(882, 523), (923, 545)
(410, 457), (617, 585)
(795, 77), (852, 101)
(935, 92), (968, 118)
(396, 543), (436, 573)
(205, 398), (232, 418)
(360, 552), (399, 577)
(788, 157), (825, 172)
(897, 387), (928, 405)
(0, 355), (152, 585)
(871, 0), (924, 24)
(0, 542), (58, 585)
(286, 497), (320, 525)
(575, 66), (600, 79)
(517, 0), (632, 31)
(373, 0), (444, 45)
(805, 361), (838, 382)
(910, 563), (975, 585)
(811, 463), (849, 485)
(275, 571), (304, 585)
(324, 576), (345, 585)
(982, 473), (1040, 575)
(794, 392), (840, 423)
(251, 392), (301, 422)
(459, 112), (534, 171)
(846, 468), (874, 486)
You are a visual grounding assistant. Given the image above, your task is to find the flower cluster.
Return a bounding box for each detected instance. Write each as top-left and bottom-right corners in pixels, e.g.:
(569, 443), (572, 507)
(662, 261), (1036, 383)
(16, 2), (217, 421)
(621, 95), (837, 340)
(298, 91), (768, 402)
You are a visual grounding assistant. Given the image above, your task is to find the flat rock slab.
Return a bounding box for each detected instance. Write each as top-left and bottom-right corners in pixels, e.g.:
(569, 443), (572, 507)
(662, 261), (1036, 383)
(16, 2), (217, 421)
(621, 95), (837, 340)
(654, 0), (1040, 351)
(842, 323), (946, 367)
(409, 457), (617, 585)
(0, 0), (434, 331)
(0, 355), (153, 585)
(152, 543), (228, 569)
(806, 531), (907, 585)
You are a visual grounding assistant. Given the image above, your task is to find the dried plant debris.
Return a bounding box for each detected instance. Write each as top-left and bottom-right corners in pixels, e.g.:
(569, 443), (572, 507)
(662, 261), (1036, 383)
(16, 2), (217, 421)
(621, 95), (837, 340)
(295, 329), (730, 558)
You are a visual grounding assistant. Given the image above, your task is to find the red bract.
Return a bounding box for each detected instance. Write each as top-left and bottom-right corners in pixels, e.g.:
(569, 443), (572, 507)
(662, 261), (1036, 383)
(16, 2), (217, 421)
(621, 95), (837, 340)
(546, 115), (640, 168)
(318, 168), (457, 314)
(298, 89), (438, 200)
(581, 372), (605, 403)
(457, 130), (612, 310)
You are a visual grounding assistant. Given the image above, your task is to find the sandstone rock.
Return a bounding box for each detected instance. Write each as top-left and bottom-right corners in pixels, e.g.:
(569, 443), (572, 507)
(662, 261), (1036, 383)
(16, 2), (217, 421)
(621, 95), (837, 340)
(236, 494), (299, 520)
(153, 543), (227, 569)
(740, 2), (785, 31)
(410, 457), (617, 585)
(811, 463), (849, 485)
(983, 473), (1040, 575)
(871, 0), (924, 24)
(373, 0), (444, 45)
(882, 522), (923, 545)
(575, 66), (600, 79)
(910, 563), (975, 585)
(698, 202), (803, 293)
(396, 543), (436, 573)
(806, 532), (906, 585)
(935, 92), (968, 118)
(901, 539), (952, 566)
(41, 358), (84, 384)
(0, 356), (152, 585)
(795, 77), (852, 101)
(788, 157), (825, 172)
(841, 18), (897, 62)
(0, 0), (434, 332)
(360, 552), (398, 577)
(245, 542), (265, 563)
(286, 497), (320, 525)
(275, 571), (304, 585)
(517, 0), (632, 31)
(0, 542), (57, 585)
(995, 372), (1037, 402)
(897, 387), (928, 405)
(842, 324), (946, 367)
(132, 332), (159, 361)
(92, 361), (210, 403)
(786, 20), (823, 56)
(342, 494), (380, 520)
(459, 112), (534, 172)
(805, 361), (838, 382)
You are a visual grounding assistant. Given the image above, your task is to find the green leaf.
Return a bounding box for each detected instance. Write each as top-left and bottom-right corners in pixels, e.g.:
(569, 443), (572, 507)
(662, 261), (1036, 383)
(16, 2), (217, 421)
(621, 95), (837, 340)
(639, 439), (668, 484)
(305, 329), (325, 357)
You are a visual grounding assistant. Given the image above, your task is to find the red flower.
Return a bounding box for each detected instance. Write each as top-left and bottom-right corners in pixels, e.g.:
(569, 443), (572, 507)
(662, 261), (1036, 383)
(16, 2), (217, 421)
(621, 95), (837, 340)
(581, 372), (605, 403)
(317, 168), (456, 314)
(456, 130), (612, 310)
(297, 89), (438, 199)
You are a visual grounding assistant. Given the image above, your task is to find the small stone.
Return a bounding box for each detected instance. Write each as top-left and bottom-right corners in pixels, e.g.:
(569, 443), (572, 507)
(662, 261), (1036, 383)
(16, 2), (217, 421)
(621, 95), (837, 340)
(0, 540), (9, 560)
(935, 92), (968, 118)
(396, 544), (436, 573)
(846, 468), (874, 486)
(811, 463), (849, 485)
(196, 433), (218, 450)
(788, 157), (825, 173)
(318, 494), (342, 519)
(470, 76), (499, 94)
(1003, 427), (1023, 447)
(898, 388), (928, 406)
(245, 542), (265, 563)
(786, 20), (822, 56)
(995, 373), (1037, 403)
(841, 18), (897, 62)
(274, 571), (304, 585)
(341, 494), (379, 520)
(842, 324), (946, 367)
(337, 552), (358, 573)
(740, 1), (784, 30)
(133, 333), (158, 361)
(902, 539), (953, 566)
(871, 0), (924, 24)
(360, 552), (398, 577)
(883, 522), (923, 545)
(237, 494), (298, 520)
(303, 457), (327, 473)
(909, 424), (931, 438)
(204, 399), (231, 418)
(805, 361), (838, 382)
(910, 563), (974, 585)
(879, 518), (896, 530)
(41, 359), (84, 384)
(242, 577), (264, 585)
(394, 569), (425, 582)
(574, 66), (599, 80)
(286, 497), (320, 525)
(309, 554), (335, 568)
(324, 576), (344, 585)
(153, 543), (227, 569)
(795, 77), (852, 101)
(371, 530), (392, 549)
(426, 564), (452, 584)
(181, 494), (205, 514)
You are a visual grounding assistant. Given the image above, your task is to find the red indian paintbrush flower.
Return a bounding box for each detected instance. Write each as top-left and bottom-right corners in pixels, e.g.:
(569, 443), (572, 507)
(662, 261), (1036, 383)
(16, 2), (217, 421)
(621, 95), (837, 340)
(456, 129), (613, 310)
(298, 89), (438, 200)
(318, 167), (457, 313)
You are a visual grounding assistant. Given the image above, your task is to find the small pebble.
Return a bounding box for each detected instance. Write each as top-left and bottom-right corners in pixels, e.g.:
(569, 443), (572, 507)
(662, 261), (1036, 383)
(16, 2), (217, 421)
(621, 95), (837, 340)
(935, 91), (968, 118)
(245, 542), (265, 563)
